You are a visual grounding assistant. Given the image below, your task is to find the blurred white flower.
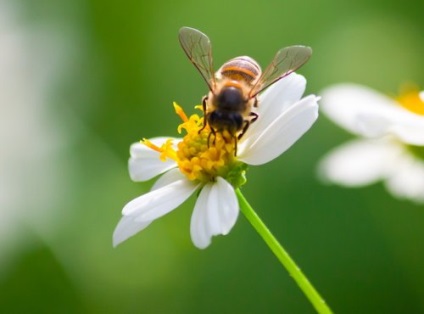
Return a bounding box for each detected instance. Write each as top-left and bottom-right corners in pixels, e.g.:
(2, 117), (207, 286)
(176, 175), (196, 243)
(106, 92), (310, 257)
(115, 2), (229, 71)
(114, 73), (319, 249)
(0, 0), (71, 275)
(318, 83), (424, 203)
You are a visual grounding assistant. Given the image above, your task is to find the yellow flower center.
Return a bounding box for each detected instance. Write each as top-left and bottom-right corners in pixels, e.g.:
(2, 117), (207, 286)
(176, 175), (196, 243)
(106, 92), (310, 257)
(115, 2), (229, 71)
(396, 89), (424, 116)
(143, 103), (247, 186)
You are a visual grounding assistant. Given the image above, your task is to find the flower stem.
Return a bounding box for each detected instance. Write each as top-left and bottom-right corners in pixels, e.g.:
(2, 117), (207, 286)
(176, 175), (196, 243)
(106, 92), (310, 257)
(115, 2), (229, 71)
(236, 189), (333, 314)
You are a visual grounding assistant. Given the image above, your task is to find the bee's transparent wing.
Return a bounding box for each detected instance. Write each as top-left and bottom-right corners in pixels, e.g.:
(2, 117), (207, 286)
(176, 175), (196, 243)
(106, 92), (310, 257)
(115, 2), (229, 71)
(249, 45), (312, 98)
(179, 27), (215, 91)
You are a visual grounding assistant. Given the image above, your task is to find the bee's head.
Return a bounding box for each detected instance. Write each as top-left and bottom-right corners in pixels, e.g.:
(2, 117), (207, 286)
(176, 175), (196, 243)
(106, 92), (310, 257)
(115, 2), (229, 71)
(207, 110), (243, 135)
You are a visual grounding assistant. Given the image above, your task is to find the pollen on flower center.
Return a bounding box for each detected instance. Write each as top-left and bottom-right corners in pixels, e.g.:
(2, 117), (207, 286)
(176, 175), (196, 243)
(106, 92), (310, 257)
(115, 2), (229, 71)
(175, 107), (238, 183)
(143, 103), (247, 186)
(396, 89), (424, 116)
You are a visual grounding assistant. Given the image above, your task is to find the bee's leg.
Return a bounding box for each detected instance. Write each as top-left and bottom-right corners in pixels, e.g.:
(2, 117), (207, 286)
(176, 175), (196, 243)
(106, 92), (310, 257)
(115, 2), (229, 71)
(207, 127), (216, 147)
(233, 121), (248, 156)
(238, 112), (258, 140)
(253, 97), (259, 108)
(238, 121), (250, 141)
(250, 111), (259, 123)
(198, 95), (208, 134)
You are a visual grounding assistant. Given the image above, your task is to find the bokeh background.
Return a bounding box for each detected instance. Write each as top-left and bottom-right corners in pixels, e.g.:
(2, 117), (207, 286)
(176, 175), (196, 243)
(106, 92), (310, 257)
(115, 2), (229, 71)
(1, 0), (424, 313)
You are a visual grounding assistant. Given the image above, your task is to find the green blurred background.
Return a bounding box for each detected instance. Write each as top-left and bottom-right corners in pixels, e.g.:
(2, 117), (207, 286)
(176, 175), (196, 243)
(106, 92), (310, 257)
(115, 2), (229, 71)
(1, 0), (424, 313)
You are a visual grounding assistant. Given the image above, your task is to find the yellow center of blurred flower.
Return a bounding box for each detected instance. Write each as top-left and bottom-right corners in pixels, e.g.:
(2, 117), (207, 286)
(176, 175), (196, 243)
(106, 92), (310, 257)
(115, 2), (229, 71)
(143, 103), (243, 184)
(396, 89), (424, 116)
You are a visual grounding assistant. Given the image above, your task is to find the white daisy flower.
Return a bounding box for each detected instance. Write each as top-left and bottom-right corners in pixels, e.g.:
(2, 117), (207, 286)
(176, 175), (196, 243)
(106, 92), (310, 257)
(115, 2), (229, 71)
(318, 83), (424, 203)
(113, 73), (319, 249)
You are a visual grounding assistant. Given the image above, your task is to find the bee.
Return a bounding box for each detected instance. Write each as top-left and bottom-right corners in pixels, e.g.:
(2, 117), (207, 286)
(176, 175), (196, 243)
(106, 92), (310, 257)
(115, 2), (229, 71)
(178, 27), (312, 153)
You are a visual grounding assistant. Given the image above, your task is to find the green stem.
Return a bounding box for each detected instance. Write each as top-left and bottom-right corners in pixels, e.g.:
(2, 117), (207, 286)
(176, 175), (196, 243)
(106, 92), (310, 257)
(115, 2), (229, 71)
(236, 189), (333, 314)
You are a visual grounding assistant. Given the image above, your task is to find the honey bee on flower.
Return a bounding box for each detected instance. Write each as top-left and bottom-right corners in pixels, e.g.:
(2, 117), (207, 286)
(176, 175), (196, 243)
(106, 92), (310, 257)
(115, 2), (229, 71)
(179, 27), (312, 154)
(113, 27), (319, 249)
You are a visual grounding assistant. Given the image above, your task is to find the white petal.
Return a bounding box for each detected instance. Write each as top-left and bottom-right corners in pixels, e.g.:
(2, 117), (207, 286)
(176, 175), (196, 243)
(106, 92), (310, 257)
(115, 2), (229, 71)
(113, 174), (198, 246)
(190, 184), (212, 249)
(259, 73), (306, 114)
(321, 84), (390, 134)
(238, 95), (319, 165)
(317, 139), (401, 186)
(112, 215), (152, 247)
(210, 177), (239, 235)
(385, 153), (424, 203)
(122, 177), (199, 221)
(128, 137), (180, 182)
(320, 84), (398, 135)
(358, 113), (424, 145)
(390, 122), (424, 145)
(320, 84), (424, 143)
(243, 73), (306, 144)
(150, 168), (186, 191)
(190, 177), (239, 249)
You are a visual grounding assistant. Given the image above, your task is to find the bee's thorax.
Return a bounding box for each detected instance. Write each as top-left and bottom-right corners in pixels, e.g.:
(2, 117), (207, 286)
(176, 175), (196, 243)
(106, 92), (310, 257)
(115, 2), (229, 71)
(216, 86), (245, 111)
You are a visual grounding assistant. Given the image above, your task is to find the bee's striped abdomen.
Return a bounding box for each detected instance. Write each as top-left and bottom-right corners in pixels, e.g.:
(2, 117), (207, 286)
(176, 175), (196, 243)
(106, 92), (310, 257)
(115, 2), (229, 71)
(219, 56), (261, 85)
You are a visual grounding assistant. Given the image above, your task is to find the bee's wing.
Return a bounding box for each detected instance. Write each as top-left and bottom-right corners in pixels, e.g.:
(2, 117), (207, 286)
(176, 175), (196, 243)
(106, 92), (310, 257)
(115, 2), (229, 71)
(249, 45), (312, 98)
(179, 27), (216, 91)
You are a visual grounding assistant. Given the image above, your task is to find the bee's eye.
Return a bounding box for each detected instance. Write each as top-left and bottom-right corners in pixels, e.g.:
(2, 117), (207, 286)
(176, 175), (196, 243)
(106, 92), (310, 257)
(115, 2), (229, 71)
(218, 87), (244, 110)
